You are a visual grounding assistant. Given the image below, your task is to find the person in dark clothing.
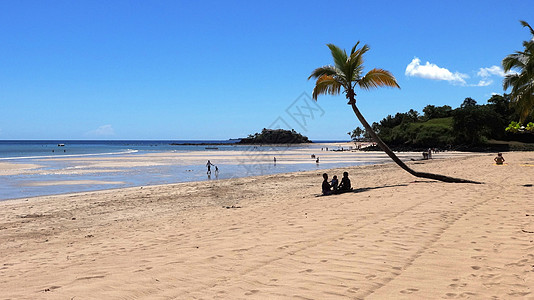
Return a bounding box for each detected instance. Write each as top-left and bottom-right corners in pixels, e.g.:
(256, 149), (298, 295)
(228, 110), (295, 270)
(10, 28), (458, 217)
(338, 171), (352, 192)
(322, 173), (332, 195)
(330, 175), (339, 192)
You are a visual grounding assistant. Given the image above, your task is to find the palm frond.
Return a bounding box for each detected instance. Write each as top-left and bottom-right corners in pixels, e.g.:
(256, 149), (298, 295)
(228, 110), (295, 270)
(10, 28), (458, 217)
(520, 20), (534, 36)
(347, 44), (370, 81)
(502, 53), (526, 72)
(503, 73), (520, 91)
(308, 65), (339, 80)
(312, 75), (342, 100)
(326, 44), (348, 71)
(349, 41), (361, 55)
(358, 69), (400, 90)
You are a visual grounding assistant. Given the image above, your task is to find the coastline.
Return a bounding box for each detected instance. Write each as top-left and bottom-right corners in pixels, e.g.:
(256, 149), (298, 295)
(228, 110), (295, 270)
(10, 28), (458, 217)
(1, 143), (472, 201)
(1, 151), (533, 298)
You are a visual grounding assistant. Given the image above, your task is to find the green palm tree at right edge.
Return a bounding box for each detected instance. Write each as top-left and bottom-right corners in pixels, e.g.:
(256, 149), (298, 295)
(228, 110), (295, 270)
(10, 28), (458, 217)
(308, 42), (481, 184)
(502, 20), (534, 124)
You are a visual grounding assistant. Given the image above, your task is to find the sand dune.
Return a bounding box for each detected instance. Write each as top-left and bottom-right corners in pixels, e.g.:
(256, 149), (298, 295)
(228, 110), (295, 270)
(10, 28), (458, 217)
(1, 152), (533, 299)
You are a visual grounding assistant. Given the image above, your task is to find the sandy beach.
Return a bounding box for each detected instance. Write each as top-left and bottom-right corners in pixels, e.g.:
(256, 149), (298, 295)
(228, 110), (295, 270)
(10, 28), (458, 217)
(1, 151), (533, 299)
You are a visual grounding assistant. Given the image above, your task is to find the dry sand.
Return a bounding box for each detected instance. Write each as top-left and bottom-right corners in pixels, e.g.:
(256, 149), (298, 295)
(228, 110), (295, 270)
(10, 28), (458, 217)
(1, 152), (533, 299)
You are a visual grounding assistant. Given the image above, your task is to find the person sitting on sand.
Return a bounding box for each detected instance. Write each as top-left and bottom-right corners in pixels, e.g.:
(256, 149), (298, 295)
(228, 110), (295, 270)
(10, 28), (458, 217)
(494, 153), (505, 165)
(322, 173), (332, 195)
(331, 175), (339, 191)
(338, 171), (352, 192)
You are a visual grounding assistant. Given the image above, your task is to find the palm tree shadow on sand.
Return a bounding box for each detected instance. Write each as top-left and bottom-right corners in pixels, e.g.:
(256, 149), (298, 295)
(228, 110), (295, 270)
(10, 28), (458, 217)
(351, 183), (410, 194)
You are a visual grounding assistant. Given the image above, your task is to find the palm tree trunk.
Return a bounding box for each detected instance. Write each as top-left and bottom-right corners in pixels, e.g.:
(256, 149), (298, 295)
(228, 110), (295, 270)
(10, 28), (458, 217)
(350, 102), (481, 184)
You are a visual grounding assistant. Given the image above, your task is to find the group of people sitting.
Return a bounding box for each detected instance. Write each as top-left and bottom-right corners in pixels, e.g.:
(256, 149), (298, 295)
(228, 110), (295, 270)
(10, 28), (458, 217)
(322, 172), (353, 195)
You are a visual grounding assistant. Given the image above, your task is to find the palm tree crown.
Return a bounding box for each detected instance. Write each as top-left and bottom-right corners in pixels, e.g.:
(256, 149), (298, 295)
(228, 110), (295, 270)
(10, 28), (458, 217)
(308, 42), (399, 104)
(502, 20), (534, 122)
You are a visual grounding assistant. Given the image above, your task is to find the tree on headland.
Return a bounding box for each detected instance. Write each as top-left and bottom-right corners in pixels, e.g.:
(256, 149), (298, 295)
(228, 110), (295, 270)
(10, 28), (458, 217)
(460, 97), (477, 108)
(503, 20), (534, 123)
(309, 42), (480, 183)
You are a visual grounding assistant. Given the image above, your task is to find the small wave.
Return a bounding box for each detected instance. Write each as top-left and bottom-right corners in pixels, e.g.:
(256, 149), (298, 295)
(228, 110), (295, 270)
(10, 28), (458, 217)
(0, 149), (139, 161)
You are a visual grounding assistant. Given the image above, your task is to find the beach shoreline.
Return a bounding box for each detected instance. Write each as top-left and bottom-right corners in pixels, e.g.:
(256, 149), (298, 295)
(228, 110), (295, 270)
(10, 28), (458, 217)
(0, 142), (472, 201)
(1, 151), (533, 299)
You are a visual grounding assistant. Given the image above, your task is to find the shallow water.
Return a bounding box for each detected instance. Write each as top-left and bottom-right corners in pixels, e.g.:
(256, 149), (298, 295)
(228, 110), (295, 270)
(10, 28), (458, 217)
(2, 141), (373, 200)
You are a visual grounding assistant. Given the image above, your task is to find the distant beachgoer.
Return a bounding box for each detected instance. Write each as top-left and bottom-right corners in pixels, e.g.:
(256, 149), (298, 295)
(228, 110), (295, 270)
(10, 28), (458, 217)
(428, 148), (432, 159)
(206, 160), (215, 174)
(311, 154), (316, 159)
(494, 153), (505, 165)
(215, 166), (219, 175)
(322, 173), (332, 195)
(331, 175), (339, 191)
(274, 157), (277, 163)
(316, 157), (319, 163)
(338, 171), (352, 192)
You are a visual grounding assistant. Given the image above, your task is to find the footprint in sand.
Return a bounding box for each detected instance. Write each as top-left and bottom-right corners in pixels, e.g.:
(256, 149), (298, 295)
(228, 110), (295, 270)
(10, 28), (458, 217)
(244, 290), (260, 296)
(400, 288), (419, 294)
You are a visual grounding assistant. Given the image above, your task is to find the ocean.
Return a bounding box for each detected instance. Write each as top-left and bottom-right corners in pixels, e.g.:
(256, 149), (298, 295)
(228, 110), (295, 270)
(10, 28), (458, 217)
(1, 140), (362, 201)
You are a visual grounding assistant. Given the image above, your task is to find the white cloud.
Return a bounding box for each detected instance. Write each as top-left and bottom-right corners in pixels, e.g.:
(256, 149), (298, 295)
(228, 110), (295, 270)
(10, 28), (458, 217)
(477, 65), (505, 77)
(473, 79), (493, 87)
(405, 57), (468, 85)
(86, 125), (115, 137)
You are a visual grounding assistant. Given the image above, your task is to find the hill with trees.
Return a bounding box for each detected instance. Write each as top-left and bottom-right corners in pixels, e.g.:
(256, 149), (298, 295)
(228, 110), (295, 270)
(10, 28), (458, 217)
(238, 129), (311, 144)
(350, 94), (534, 150)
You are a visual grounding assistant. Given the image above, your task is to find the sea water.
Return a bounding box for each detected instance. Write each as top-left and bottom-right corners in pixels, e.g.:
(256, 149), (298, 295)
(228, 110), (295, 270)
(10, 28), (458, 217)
(1, 140), (368, 200)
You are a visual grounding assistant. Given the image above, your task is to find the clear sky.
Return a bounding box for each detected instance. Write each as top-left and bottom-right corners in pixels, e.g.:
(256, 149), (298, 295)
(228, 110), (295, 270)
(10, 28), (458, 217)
(1, 0), (533, 140)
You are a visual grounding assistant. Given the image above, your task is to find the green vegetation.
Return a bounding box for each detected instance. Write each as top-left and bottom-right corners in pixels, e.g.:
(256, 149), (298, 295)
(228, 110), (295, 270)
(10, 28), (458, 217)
(238, 128), (311, 144)
(354, 93), (534, 149)
(502, 20), (534, 124)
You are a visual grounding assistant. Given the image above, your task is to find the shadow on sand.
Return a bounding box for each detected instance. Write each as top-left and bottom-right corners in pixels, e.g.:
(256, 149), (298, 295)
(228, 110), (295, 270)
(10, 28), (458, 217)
(351, 183), (410, 194)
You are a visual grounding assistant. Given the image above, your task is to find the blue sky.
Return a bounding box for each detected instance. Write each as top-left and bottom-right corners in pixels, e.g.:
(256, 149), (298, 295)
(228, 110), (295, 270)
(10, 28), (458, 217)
(1, 0), (532, 140)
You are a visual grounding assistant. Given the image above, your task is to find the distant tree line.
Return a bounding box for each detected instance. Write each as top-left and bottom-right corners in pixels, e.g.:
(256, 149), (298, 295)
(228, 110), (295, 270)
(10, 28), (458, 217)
(349, 93), (534, 148)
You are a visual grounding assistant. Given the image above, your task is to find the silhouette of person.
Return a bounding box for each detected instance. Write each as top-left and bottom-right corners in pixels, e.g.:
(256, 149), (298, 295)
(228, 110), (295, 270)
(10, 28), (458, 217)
(206, 160), (215, 174)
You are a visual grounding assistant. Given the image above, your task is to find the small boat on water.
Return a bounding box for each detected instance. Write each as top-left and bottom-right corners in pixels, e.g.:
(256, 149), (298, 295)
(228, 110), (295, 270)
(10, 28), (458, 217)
(58, 144), (65, 147)
(205, 147), (219, 150)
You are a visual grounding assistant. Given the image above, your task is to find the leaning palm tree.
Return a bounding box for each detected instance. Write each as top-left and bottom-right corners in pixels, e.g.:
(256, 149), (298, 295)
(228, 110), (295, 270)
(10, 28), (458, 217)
(502, 20), (534, 123)
(309, 42), (480, 184)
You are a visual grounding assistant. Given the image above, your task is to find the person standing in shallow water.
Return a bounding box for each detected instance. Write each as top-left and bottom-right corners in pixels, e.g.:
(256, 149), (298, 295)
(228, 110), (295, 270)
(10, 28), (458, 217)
(206, 160), (215, 174)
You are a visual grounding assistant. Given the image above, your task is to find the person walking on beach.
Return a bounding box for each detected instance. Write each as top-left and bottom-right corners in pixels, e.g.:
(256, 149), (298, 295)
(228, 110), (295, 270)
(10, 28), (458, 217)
(206, 160), (215, 174)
